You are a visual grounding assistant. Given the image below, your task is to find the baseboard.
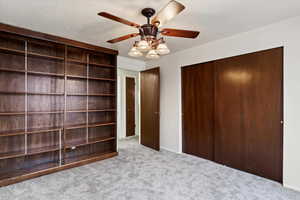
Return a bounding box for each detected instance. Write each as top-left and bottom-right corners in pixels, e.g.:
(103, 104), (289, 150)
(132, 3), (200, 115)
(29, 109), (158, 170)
(284, 184), (300, 192)
(160, 146), (180, 154)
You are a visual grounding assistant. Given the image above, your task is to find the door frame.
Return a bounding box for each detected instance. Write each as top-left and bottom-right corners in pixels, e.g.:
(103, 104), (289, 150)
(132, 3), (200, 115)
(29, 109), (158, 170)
(116, 68), (141, 152)
(125, 76), (137, 138)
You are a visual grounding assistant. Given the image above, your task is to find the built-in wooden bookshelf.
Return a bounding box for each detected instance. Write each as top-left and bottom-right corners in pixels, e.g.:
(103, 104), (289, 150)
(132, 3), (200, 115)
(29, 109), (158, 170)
(0, 23), (118, 186)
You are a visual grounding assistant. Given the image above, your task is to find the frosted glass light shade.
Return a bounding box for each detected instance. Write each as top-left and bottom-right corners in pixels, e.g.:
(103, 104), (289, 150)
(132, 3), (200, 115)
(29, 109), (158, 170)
(137, 40), (150, 52)
(156, 43), (170, 55)
(128, 47), (142, 57)
(146, 49), (160, 59)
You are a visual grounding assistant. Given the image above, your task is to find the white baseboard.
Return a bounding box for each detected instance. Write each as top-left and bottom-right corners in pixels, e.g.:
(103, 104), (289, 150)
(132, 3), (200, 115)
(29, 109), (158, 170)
(284, 184), (300, 192)
(160, 146), (180, 154)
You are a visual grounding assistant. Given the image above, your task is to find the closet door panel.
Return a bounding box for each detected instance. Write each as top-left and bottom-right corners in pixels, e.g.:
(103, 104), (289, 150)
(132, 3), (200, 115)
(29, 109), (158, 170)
(182, 62), (214, 160)
(242, 48), (283, 182)
(214, 57), (245, 170)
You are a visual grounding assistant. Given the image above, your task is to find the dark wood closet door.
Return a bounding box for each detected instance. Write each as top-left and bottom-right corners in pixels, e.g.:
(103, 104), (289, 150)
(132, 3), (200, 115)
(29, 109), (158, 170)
(214, 47), (283, 182)
(214, 56), (245, 170)
(141, 67), (160, 151)
(242, 48), (283, 182)
(126, 77), (135, 137)
(182, 62), (214, 160)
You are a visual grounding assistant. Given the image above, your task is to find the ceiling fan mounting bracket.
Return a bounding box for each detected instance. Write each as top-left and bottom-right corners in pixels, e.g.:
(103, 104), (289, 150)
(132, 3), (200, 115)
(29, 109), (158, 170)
(141, 8), (156, 19)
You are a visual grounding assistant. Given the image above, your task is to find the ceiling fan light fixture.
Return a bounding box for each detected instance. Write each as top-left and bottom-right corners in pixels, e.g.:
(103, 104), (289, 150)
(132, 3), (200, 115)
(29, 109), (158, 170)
(146, 49), (160, 59)
(137, 40), (151, 52)
(156, 42), (170, 55)
(128, 46), (143, 57)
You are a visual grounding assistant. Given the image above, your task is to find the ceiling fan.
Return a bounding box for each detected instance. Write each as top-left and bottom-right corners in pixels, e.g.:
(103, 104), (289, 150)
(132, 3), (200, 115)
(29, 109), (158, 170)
(98, 0), (200, 59)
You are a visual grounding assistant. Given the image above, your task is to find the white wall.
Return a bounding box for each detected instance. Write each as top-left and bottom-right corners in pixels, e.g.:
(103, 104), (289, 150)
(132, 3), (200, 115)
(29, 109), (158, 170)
(117, 56), (145, 140)
(118, 56), (146, 72)
(146, 16), (300, 191)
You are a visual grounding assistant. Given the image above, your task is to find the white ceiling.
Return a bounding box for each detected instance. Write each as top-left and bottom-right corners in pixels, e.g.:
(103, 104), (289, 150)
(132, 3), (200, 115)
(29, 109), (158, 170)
(1, 0), (300, 59)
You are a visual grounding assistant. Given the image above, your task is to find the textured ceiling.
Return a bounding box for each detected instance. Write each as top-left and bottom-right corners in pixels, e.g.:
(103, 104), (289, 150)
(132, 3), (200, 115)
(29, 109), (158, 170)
(1, 0), (300, 60)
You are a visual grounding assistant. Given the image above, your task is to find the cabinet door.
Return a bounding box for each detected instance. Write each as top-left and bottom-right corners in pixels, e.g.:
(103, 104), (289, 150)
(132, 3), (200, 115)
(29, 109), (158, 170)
(182, 62), (214, 160)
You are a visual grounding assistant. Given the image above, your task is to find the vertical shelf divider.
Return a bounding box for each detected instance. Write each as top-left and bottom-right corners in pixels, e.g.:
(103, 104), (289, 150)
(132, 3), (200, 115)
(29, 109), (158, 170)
(86, 54), (89, 144)
(63, 45), (67, 165)
(25, 40), (28, 155)
(0, 28), (118, 187)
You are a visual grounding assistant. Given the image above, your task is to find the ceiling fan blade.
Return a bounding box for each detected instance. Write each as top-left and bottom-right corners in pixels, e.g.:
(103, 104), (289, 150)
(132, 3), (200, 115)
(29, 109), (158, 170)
(98, 12), (140, 28)
(107, 33), (140, 43)
(151, 0), (185, 27)
(161, 28), (200, 39)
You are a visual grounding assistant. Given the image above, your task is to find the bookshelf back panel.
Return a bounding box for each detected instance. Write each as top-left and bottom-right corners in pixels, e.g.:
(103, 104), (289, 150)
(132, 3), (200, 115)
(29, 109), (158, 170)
(0, 53), (25, 70)
(89, 53), (113, 66)
(89, 80), (115, 94)
(90, 141), (114, 154)
(89, 96), (115, 110)
(67, 47), (87, 62)
(28, 75), (64, 94)
(0, 157), (25, 175)
(0, 115), (25, 133)
(0, 94), (25, 112)
(67, 96), (87, 111)
(27, 114), (63, 130)
(0, 35), (24, 51)
(23, 152), (60, 169)
(65, 128), (87, 146)
(67, 78), (87, 94)
(66, 112), (86, 127)
(65, 145), (90, 159)
(0, 72), (25, 92)
(88, 126), (114, 139)
(88, 112), (115, 124)
(89, 66), (115, 79)
(66, 63), (87, 77)
(27, 132), (60, 150)
(28, 57), (64, 74)
(28, 95), (64, 112)
(28, 40), (64, 58)
(0, 135), (25, 155)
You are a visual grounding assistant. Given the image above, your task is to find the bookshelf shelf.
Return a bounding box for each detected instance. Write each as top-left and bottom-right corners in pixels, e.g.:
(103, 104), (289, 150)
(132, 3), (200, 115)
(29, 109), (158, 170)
(0, 27), (117, 186)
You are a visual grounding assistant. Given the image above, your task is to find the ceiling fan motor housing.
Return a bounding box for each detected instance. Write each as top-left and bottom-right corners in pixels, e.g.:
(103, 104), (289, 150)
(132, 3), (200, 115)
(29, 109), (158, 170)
(140, 8), (158, 39)
(140, 24), (158, 39)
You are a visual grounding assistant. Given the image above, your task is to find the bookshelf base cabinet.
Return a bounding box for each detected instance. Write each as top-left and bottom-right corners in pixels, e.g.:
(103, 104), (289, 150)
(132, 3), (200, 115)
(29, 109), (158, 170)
(0, 24), (118, 187)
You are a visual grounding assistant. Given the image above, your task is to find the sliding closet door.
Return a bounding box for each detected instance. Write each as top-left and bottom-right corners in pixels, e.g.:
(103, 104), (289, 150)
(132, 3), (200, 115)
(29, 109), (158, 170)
(215, 47), (283, 182)
(242, 48), (283, 182)
(182, 62), (214, 160)
(214, 56), (245, 169)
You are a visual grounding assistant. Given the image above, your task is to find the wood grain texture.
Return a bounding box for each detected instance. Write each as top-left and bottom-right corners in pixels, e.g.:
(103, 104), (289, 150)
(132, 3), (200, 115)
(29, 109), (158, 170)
(107, 33), (140, 44)
(241, 48), (283, 182)
(182, 47), (283, 183)
(126, 77), (135, 137)
(161, 28), (200, 39)
(141, 68), (160, 151)
(214, 55), (245, 170)
(182, 62), (214, 160)
(0, 26), (118, 186)
(98, 12), (140, 28)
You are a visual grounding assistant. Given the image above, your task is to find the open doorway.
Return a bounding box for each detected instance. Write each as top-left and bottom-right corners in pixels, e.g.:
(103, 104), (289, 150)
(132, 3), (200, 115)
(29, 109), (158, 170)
(117, 67), (160, 151)
(117, 68), (140, 148)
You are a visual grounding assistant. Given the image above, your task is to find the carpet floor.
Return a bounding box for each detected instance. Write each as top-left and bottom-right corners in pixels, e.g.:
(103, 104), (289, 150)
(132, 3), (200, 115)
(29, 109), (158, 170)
(0, 137), (299, 200)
